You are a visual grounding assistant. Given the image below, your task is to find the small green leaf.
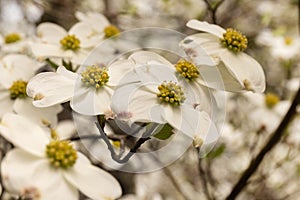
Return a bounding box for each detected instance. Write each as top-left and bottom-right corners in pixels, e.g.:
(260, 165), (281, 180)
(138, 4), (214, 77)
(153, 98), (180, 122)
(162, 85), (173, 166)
(62, 59), (73, 71)
(152, 123), (174, 140)
(206, 144), (226, 160)
(45, 58), (59, 70)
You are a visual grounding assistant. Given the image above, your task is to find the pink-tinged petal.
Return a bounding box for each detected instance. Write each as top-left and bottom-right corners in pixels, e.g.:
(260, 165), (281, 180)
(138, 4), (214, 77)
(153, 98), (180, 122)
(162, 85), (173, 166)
(13, 98), (63, 127)
(37, 22), (67, 44)
(27, 68), (77, 107)
(0, 89), (14, 117)
(63, 158), (122, 200)
(129, 51), (173, 67)
(69, 22), (103, 48)
(186, 20), (225, 38)
(0, 113), (48, 156)
(220, 51), (266, 92)
(71, 84), (113, 115)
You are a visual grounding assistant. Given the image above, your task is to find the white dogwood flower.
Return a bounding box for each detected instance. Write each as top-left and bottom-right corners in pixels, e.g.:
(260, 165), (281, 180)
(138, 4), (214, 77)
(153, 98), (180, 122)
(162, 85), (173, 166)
(0, 113), (122, 200)
(180, 20), (266, 93)
(110, 52), (218, 148)
(27, 59), (134, 115)
(0, 54), (61, 126)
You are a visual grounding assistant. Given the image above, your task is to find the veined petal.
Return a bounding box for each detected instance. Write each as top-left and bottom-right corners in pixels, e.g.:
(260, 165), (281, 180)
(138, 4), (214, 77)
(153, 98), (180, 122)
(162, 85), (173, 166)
(186, 20), (225, 38)
(71, 85), (113, 115)
(37, 22), (67, 44)
(0, 113), (49, 157)
(27, 68), (77, 107)
(220, 51), (266, 92)
(63, 158), (122, 200)
(129, 51), (173, 67)
(0, 89), (14, 117)
(13, 98), (63, 128)
(69, 22), (103, 48)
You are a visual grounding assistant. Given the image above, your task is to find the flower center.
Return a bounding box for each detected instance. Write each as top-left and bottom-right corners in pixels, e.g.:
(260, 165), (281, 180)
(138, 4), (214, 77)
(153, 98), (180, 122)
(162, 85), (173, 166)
(60, 34), (80, 51)
(157, 81), (185, 106)
(175, 59), (199, 81)
(81, 66), (109, 89)
(46, 140), (77, 169)
(284, 37), (293, 46)
(5, 33), (21, 44)
(221, 28), (248, 53)
(104, 25), (120, 38)
(265, 93), (279, 108)
(9, 80), (28, 100)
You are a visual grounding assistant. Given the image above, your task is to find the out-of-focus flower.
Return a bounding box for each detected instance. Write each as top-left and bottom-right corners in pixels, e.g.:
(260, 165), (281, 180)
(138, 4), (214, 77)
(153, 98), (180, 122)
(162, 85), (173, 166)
(29, 22), (103, 66)
(244, 92), (290, 133)
(256, 29), (300, 60)
(0, 54), (61, 126)
(180, 20), (266, 93)
(75, 11), (120, 39)
(0, 113), (122, 200)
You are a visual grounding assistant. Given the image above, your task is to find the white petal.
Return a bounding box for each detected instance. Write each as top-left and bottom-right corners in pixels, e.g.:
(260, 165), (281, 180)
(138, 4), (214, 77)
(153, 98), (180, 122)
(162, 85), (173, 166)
(75, 12), (110, 33)
(2, 149), (79, 200)
(2, 54), (39, 73)
(129, 51), (173, 66)
(29, 43), (71, 59)
(69, 22), (103, 48)
(0, 56), (35, 88)
(186, 20), (225, 38)
(112, 84), (164, 123)
(63, 159), (122, 200)
(220, 51), (266, 92)
(180, 33), (225, 66)
(108, 59), (137, 86)
(55, 120), (76, 140)
(71, 85), (113, 115)
(37, 22), (67, 44)
(27, 68), (76, 107)
(13, 98), (62, 127)
(1, 149), (47, 194)
(0, 89), (14, 117)
(0, 113), (49, 156)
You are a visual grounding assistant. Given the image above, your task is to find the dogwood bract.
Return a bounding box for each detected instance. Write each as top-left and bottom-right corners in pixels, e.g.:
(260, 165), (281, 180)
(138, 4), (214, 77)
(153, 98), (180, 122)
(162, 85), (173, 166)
(0, 113), (122, 200)
(180, 20), (266, 93)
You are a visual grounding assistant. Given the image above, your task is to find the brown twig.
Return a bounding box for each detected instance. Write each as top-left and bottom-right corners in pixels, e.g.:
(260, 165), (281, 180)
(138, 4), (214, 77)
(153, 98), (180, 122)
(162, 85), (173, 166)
(203, 0), (225, 24)
(226, 84), (300, 200)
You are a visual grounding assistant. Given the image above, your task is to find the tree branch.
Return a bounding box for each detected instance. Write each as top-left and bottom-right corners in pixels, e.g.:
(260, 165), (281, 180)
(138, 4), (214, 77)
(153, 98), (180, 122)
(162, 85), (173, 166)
(226, 84), (300, 200)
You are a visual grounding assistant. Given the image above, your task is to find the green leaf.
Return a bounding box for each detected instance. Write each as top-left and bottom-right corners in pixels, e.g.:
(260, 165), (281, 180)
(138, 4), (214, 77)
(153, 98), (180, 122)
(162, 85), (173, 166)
(206, 144), (226, 160)
(152, 123), (174, 140)
(62, 59), (73, 71)
(45, 58), (59, 70)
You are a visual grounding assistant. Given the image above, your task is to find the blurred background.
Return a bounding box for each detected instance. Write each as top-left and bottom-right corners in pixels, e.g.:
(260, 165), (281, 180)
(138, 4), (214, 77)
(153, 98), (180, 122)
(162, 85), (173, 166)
(0, 0), (300, 199)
